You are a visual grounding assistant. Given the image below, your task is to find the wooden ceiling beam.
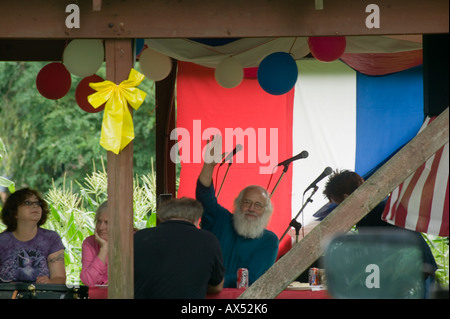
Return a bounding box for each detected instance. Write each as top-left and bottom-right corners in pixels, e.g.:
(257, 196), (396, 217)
(92, 0), (102, 12)
(0, 0), (448, 40)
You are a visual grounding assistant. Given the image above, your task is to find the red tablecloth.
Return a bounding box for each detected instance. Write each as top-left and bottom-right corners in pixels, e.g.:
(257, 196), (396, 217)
(88, 287), (330, 299)
(207, 288), (330, 299)
(88, 286), (108, 299)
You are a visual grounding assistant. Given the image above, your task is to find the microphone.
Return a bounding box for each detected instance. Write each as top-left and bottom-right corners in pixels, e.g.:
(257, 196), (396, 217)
(219, 144), (243, 166)
(277, 151), (309, 167)
(303, 166), (333, 194)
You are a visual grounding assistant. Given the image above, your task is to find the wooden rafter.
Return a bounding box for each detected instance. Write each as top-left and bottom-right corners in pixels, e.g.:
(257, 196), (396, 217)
(0, 0), (448, 40)
(92, 0), (102, 11)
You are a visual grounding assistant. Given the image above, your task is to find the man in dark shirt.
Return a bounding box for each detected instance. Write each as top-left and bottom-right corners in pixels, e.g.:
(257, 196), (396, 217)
(134, 197), (225, 299)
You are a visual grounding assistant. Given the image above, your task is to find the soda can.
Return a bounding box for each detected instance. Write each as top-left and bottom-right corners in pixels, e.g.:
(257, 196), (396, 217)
(308, 267), (320, 286)
(237, 268), (249, 289)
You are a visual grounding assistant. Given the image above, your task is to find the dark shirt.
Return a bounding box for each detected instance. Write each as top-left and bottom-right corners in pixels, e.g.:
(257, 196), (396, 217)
(357, 201), (438, 273)
(298, 200), (438, 283)
(134, 220), (224, 299)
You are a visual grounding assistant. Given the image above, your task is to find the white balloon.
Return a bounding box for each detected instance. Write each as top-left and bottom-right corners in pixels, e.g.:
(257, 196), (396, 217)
(63, 39), (104, 77)
(215, 57), (244, 89)
(139, 48), (172, 81)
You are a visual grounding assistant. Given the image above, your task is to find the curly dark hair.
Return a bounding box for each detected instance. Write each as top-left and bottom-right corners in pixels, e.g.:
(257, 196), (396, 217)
(323, 169), (364, 204)
(0, 188), (49, 231)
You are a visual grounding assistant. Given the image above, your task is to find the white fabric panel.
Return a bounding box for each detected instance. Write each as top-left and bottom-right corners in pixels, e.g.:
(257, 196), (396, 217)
(145, 36), (422, 68)
(146, 37), (310, 68)
(291, 60), (357, 227)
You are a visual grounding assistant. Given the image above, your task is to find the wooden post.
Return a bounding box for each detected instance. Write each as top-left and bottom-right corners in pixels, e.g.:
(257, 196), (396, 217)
(423, 34), (449, 117)
(105, 39), (135, 299)
(239, 107), (449, 299)
(155, 60), (177, 199)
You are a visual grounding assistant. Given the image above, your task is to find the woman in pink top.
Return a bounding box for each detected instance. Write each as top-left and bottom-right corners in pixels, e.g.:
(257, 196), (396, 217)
(80, 201), (108, 287)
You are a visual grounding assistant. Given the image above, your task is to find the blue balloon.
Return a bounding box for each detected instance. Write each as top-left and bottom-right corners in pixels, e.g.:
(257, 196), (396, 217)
(257, 52), (298, 95)
(135, 38), (145, 56)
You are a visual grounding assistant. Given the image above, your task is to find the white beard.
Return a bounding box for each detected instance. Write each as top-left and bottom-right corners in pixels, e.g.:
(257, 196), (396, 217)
(232, 207), (271, 239)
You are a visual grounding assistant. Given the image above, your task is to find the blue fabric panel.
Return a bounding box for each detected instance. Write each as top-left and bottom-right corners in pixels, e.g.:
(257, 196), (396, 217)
(355, 66), (424, 176)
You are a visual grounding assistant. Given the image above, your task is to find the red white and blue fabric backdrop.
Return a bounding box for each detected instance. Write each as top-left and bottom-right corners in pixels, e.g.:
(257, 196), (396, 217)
(173, 59), (447, 256)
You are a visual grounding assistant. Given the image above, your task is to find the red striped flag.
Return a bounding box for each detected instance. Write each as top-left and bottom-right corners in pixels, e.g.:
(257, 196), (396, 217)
(382, 116), (449, 236)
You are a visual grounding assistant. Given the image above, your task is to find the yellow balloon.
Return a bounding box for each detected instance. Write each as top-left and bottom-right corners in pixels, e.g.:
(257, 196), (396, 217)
(63, 39), (104, 77)
(215, 57), (244, 89)
(139, 48), (172, 81)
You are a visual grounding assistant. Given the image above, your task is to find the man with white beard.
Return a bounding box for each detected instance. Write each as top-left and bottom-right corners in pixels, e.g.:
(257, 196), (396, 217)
(196, 135), (279, 288)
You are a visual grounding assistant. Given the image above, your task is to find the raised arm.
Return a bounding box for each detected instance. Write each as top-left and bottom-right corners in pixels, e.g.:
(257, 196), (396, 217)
(198, 134), (223, 187)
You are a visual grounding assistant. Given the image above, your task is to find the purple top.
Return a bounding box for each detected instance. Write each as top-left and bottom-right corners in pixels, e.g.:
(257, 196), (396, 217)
(0, 228), (65, 283)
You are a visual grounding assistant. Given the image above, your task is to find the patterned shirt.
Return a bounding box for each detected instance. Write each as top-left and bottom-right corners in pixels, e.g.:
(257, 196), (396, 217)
(0, 228), (65, 282)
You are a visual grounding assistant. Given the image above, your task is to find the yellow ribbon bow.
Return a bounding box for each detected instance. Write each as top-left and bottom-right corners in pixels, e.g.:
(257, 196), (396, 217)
(88, 69), (147, 154)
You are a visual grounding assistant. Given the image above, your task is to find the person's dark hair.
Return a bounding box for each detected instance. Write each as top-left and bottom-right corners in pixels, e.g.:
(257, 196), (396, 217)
(323, 169), (364, 204)
(157, 197), (203, 223)
(0, 188), (49, 231)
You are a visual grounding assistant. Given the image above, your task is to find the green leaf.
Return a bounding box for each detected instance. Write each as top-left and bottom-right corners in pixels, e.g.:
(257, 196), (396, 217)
(0, 176), (14, 188)
(49, 204), (61, 223)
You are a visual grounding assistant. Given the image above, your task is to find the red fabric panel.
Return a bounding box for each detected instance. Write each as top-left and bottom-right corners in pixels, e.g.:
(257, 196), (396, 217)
(416, 146), (443, 232)
(398, 164), (425, 227)
(340, 50), (423, 76)
(176, 62), (294, 256)
(206, 288), (330, 299)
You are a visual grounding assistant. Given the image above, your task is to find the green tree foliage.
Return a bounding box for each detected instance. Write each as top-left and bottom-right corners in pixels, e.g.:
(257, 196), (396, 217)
(0, 61), (156, 193)
(0, 137), (15, 193)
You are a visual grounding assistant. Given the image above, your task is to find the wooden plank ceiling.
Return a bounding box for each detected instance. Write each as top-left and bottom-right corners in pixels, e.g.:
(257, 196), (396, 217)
(0, 0), (448, 61)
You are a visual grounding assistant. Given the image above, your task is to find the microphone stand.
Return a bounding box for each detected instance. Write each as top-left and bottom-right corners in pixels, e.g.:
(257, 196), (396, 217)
(270, 164), (290, 198)
(216, 162), (232, 199)
(279, 186), (318, 243)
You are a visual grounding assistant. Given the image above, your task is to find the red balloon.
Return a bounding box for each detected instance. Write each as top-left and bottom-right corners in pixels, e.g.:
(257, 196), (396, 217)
(307, 36), (346, 62)
(75, 75), (106, 113)
(36, 63), (72, 99)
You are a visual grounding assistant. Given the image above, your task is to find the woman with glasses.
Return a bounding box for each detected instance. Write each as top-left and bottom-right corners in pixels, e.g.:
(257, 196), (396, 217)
(0, 188), (66, 284)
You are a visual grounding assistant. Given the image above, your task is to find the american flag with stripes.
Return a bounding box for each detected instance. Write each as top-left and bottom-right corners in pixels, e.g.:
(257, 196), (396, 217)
(382, 116), (449, 236)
